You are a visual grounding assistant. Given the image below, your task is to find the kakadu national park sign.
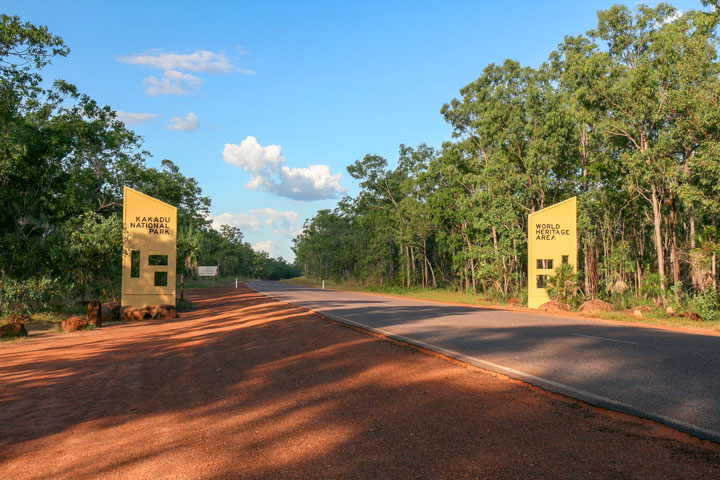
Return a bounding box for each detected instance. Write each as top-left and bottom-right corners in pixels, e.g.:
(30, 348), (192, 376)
(121, 186), (177, 307)
(527, 197), (577, 309)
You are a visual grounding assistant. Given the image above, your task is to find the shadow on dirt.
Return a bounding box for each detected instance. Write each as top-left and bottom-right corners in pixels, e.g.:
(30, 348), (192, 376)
(1, 285), (718, 479)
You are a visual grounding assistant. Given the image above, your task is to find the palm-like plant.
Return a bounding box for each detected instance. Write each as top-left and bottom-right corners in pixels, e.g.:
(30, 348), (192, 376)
(545, 262), (580, 306)
(177, 224), (201, 300)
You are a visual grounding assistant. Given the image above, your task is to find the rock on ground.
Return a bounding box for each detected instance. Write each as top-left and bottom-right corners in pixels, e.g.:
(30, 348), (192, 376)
(0, 322), (28, 338)
(62, 317), (88, 332)
(537, 301), (570, 312)
(120, 307), (151, 322)
(87, 301), (102, 327)
(101, 302), (121, 322)
(578, 299), (614, 313)
(152, 304), (176, 320)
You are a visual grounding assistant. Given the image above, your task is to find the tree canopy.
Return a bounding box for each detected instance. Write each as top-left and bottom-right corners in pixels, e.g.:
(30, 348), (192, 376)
(0, 15), (298, 310)
(293, 3), (720, 316)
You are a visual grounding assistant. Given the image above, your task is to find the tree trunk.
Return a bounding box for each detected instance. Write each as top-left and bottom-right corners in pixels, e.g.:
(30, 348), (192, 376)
(405, 245), (411, 289)
(668, 195), (680, 285)
(650, 185), (667, 303)
(422, 239), (428, 288)
(714, 216), (718, 292)
(583, 238), (599, 299)
(426, 256), (437, 288)
(689, 207), (697, 289)
(410, 246), (416, 287)
(180, 272), (185, 301)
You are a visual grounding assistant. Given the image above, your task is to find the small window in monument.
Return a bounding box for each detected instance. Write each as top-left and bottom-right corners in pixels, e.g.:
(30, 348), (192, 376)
(149, 255), (168, 266)
(536, 275), (547, 288)
(562, 255), (569, 265)
(537, 259), (553, 269)
(131, 250), (140, 278)
(154, 271), (168, 287)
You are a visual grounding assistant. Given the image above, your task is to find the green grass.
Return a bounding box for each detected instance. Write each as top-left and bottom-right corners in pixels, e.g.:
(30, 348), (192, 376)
(282, 277), (720, 333)
(581, 310), (720, 331)
(282, 277), (499, 306)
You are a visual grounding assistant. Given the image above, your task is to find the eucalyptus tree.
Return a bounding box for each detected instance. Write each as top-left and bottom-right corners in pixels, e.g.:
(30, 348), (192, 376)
(556, 4), (720, 300)
(437, 60), (579, 295)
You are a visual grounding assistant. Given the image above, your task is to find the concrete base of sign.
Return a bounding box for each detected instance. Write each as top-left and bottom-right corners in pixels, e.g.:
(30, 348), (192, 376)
(121, 293), (176, 308)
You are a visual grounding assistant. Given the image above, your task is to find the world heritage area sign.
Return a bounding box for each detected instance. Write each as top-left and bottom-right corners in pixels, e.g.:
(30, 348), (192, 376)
(121, 186), (177, 307)
(527, 197), (577, 309)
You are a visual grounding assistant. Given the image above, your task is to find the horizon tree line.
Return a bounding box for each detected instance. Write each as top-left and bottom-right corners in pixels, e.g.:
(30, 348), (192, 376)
(293, 3), (720, 315)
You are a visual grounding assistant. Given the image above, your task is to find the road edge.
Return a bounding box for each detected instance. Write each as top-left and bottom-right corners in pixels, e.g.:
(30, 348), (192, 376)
(248, 282), (720, 445)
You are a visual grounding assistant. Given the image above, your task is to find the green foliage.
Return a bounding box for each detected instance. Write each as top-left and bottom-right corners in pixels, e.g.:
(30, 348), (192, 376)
(0, 15), (295, 312)
(688, 291), (720, 321)
(62, 211), (123, 300)
(545, 263), (581, 307)
(641, 274), (663, 300)
(292, 2), (720, 324)
(0, 276), (60, 317)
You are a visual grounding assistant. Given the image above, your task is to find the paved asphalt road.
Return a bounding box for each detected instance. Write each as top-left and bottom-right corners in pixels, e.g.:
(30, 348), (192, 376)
(247, 281), (720, 443)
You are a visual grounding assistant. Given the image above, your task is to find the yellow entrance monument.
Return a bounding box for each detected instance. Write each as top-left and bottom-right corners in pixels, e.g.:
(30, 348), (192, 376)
(121, 186), (177, 307)
(527, 197), (577, 309)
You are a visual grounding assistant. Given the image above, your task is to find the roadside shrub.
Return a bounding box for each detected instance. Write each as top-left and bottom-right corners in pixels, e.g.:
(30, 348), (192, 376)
(669, 281), (685, 312)
(0, 276), (61, 317)
(686, 292), (719, 322)
(641, 273), (663, 300)
(545, 263), (581, 308)
(519, 287), (528, 307)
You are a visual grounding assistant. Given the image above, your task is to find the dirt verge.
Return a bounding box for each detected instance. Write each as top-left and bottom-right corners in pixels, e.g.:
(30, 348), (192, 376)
(1, 285), (718, 479)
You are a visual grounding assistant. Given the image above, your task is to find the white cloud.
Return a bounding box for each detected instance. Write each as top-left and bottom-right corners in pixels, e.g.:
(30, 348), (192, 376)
(118, 49), (255, 95)
(118, 49), (235, 74)
(253, 240), (276, 256)
(222, 136), (346, 201)
(115, 111), (158, 125)
(211, 208), (301, 237)
(274, 164), (344, 200)
(143, 70), (203, 96)
(222, 136), (285, 190)
(655, 10), (683, 28)
(168, 112), (200, 131)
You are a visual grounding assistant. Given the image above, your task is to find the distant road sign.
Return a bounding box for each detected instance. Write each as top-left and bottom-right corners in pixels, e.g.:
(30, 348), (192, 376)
(198, 266), (218, 277)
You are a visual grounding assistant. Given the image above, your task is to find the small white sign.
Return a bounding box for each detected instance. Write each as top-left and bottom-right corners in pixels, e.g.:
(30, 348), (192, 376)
(198, 266), (218, 277)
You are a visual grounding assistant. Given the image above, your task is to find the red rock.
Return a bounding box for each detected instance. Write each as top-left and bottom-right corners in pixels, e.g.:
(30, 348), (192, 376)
(62, 317), (88, 332)
(153, 304), (176, 320)
(87, 300), (102, 327)
(119, 307), (151, 321)
(538, 301), (571, 312)
(578, 299), (614, 313)
(0, 322), (28, 338)
(101, 302), (121, 322)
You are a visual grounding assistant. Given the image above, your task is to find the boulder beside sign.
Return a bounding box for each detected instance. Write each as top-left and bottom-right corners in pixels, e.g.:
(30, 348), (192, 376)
(198, 266), (218, 277)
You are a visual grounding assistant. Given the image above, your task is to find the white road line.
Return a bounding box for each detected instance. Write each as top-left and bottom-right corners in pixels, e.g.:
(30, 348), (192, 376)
(570, 333), (639, 345)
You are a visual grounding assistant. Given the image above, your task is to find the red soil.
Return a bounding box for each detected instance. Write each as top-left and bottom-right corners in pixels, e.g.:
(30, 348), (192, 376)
(1, 285), (718, 479)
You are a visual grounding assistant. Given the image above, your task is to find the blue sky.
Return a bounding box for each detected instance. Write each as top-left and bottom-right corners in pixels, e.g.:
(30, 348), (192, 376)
(4, 0), (709, 260)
